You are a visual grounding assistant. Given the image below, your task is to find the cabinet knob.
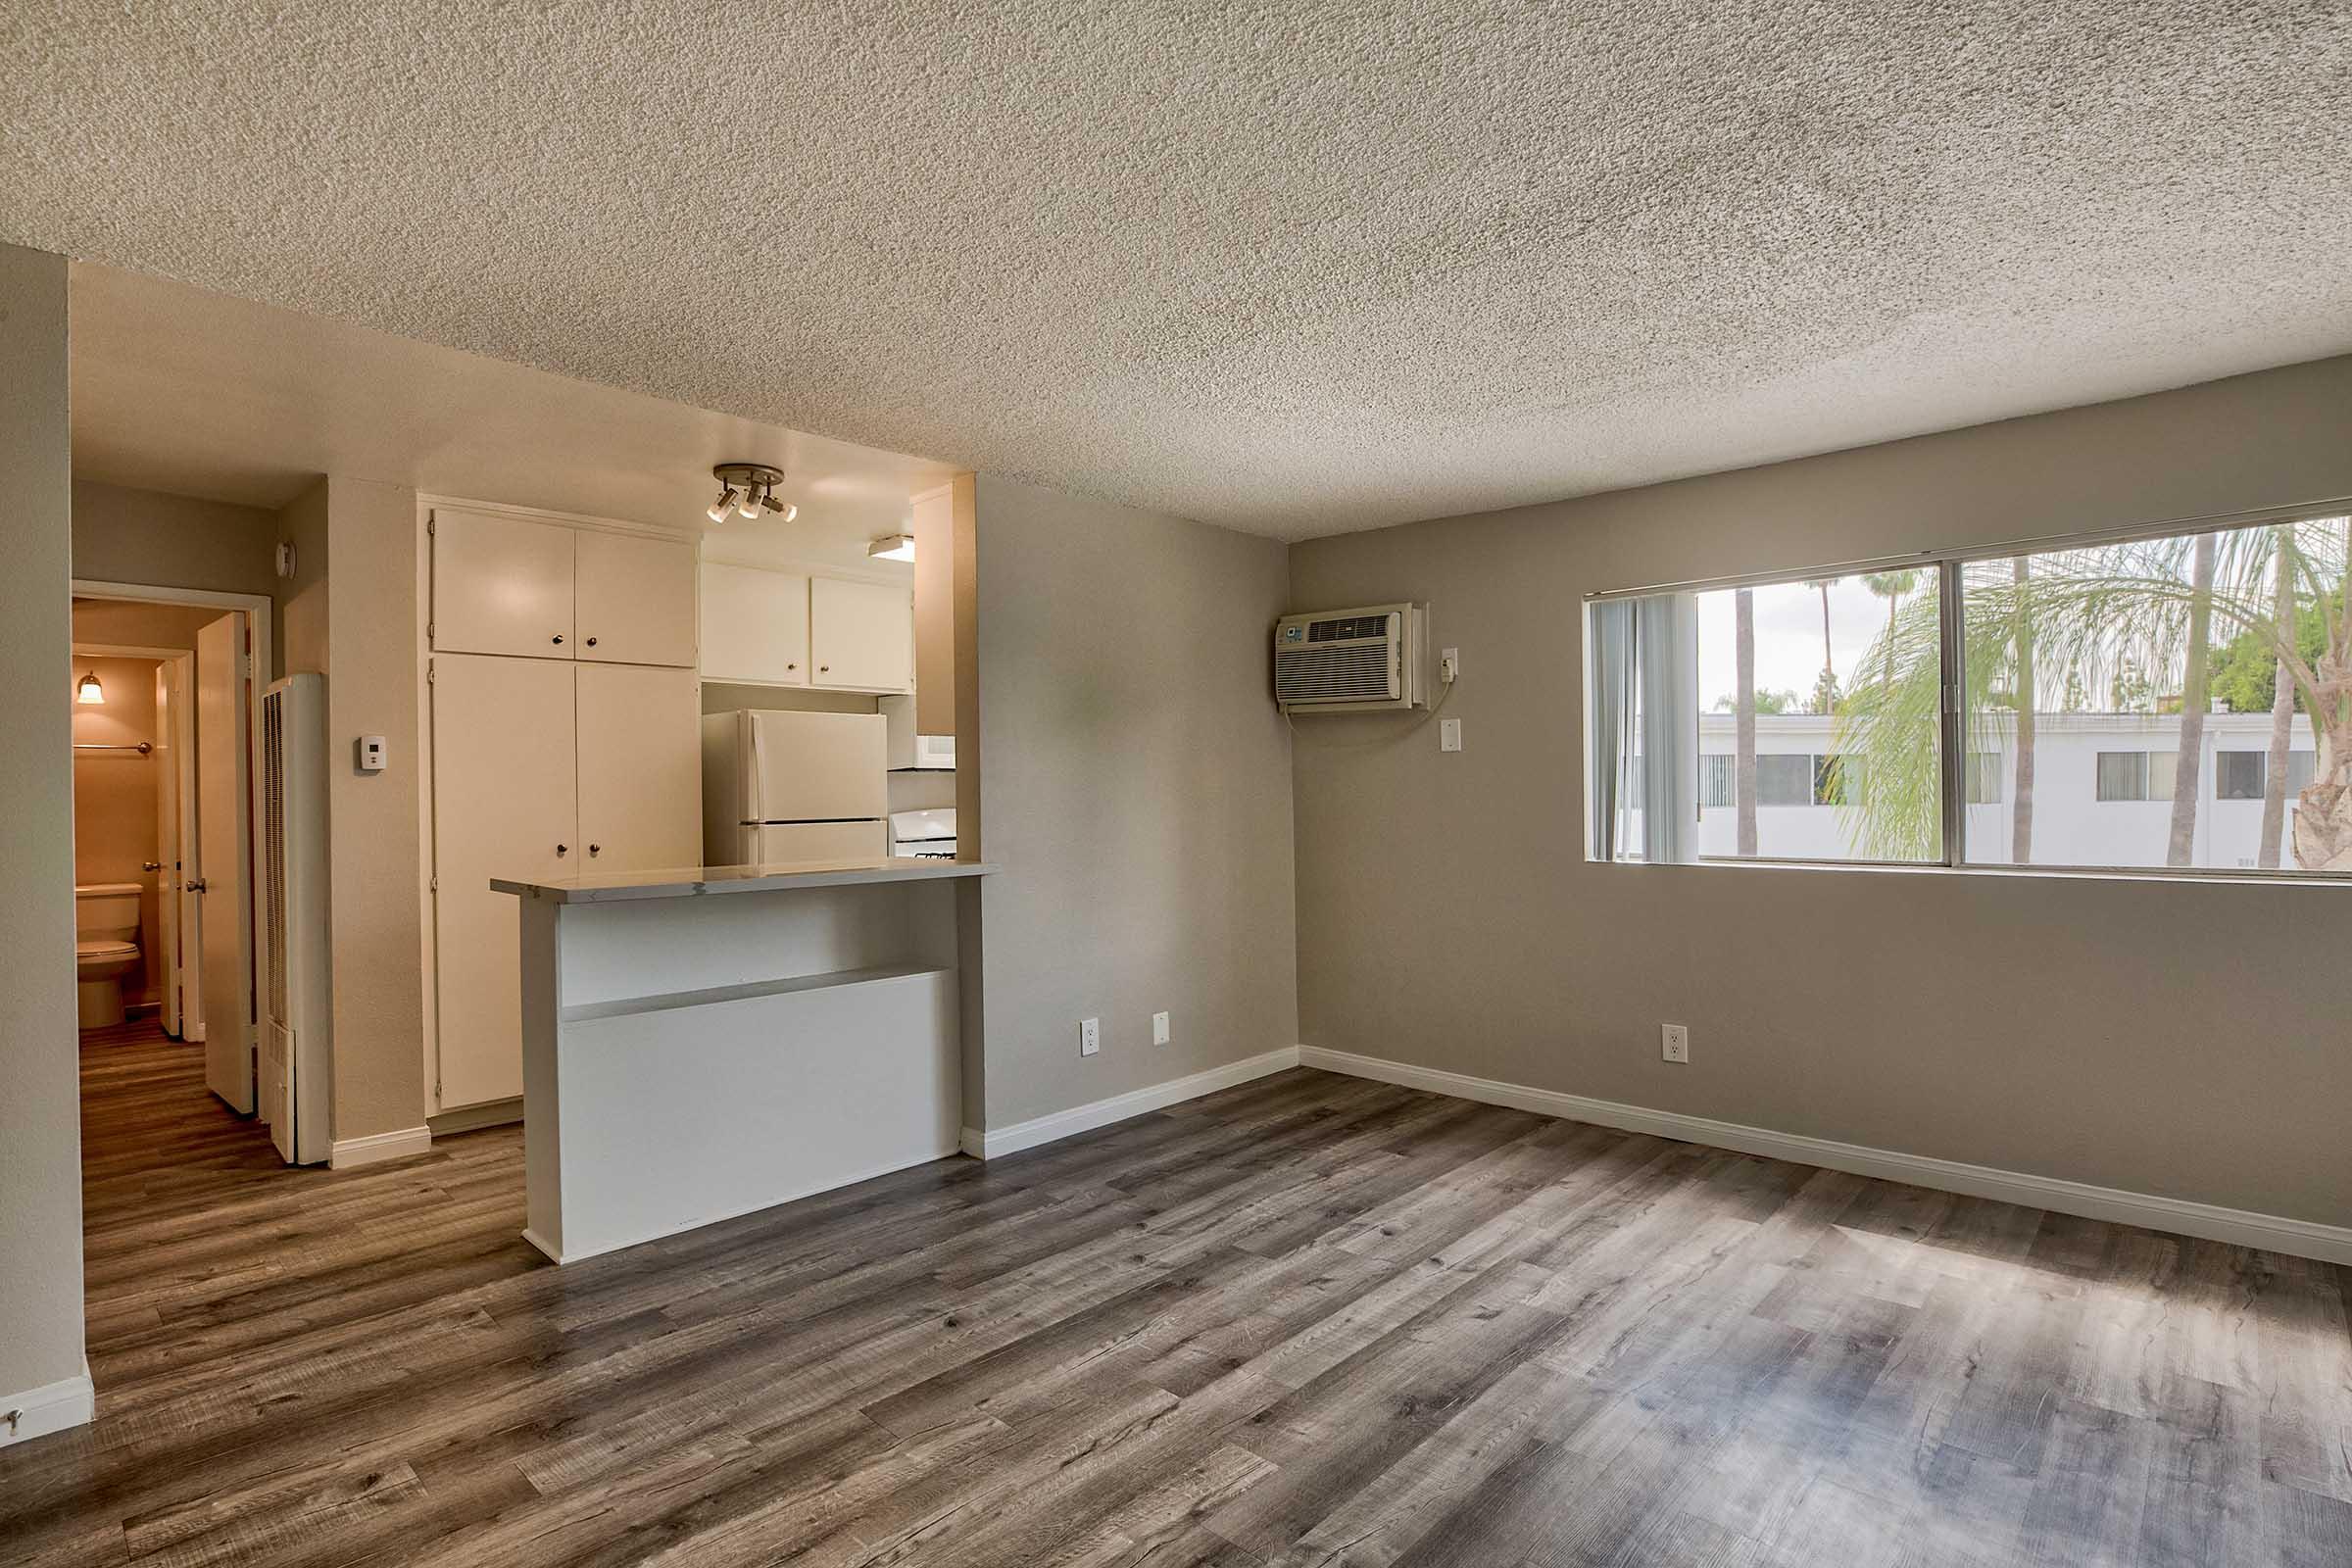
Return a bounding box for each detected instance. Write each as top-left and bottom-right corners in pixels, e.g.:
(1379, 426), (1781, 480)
(787, 662), (797, 670)
(552, 634), (564, 645)
(556, 844), (569, 858)
(819, 664), (830, 672)
(585, 636), (598, 647)
(588, 844), (602, 857)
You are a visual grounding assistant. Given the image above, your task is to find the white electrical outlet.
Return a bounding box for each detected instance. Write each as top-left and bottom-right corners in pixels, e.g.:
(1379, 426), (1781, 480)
(1440, 717), (1463, 753)
(1440, 647), (1460, 682)
(1152, 1010), (1171, 1046)
(1661, 1023), (1690, 1063)
(1080, 1017), (1101, 1057)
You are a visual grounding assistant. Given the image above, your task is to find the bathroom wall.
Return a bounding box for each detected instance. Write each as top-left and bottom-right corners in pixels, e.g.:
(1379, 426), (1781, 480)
(68, 656), (164, 1005)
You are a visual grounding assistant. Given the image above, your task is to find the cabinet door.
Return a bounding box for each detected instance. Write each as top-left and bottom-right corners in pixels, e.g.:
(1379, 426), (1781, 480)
(810, 576), (913, 692)
(577, 531), (698, 667)
(577, 663), (703, 873)
(432, 509), (575, 658)
(431, 655), (578, 1109)
(699, 563), (809, 685)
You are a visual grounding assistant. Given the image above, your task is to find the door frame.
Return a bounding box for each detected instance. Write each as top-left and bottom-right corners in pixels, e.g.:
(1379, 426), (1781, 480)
(73, 581), (273, 1091)
(72, 641), (197, 1032)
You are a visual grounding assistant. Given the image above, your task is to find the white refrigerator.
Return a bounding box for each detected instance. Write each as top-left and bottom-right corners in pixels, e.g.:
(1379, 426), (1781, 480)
(701, 710), (889, 866)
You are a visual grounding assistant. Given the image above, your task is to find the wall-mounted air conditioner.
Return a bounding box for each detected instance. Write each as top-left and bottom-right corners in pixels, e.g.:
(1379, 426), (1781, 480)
(1274, 603), (1430, 713)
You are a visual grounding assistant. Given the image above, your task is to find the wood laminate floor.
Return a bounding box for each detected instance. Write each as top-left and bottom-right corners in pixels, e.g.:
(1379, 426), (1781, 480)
(5, 1020), (2349, 1566)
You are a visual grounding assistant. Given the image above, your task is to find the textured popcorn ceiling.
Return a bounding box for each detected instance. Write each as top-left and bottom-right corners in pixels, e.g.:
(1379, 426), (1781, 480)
(5, 3), (2350, 541)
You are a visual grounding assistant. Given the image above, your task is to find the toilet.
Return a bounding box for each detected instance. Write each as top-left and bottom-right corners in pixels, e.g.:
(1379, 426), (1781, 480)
(74, 882), (143, 1029)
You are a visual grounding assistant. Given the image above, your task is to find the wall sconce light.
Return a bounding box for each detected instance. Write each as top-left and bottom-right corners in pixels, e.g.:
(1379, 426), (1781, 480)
(76, 670), (105, 705)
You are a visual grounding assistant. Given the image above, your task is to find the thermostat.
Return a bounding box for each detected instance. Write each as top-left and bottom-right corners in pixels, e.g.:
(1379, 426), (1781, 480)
(356, 735), (387, 773)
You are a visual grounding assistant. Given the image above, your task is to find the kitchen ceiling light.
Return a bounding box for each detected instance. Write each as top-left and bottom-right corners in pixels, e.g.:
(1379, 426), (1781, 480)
(706, 463), (789, 525)
(867, 534), (915, 563)
(76, 670), (105, 704)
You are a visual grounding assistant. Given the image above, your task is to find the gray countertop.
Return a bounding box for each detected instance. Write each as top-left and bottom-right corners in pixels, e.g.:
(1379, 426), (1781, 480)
(491, 857), (995, 905)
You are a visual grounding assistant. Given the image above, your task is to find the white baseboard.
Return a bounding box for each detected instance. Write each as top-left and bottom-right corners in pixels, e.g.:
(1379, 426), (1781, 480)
(524, 1139), (963, 1265)
(967, 1046), (1303, 1161)
(1, 1363), (94, 1448)
(329, 1124), (432, 1170)
(429, 1098), (521, 1136)
(1298, 1047), (2352, 1268)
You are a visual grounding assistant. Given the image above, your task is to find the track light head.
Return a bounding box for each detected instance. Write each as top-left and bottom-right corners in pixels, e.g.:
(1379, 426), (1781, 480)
(706, 464), (790, 526)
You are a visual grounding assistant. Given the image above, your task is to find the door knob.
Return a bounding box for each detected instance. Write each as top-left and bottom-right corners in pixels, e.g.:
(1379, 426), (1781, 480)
(186, 877), (208, 893)
(142, 860), (164, 872)
(556, 844), (569, 858)
(588, 844), (602, 857)
(552, 633), (564, 645)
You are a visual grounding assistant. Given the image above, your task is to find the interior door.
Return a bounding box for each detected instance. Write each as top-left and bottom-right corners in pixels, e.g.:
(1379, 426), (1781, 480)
(576, 663), (702, 872)
(432, 654), (577, 1109)
(195, 613), (253, 1112)
(576, 531), (697, 667)
(809, 576), (913, 691)
(431, 509), (576, 659)
(171, 654), (203, 1039)
(153, 660), (181, 1037)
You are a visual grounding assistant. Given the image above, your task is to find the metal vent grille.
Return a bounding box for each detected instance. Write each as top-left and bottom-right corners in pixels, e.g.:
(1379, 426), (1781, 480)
(1277, 639), (1398, 705)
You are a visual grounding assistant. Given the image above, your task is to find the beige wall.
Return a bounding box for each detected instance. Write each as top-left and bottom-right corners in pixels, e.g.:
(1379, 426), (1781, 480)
(69, 656), (165, 1003)
(1288, 353), (2352, 1227)
(0, 243), (85, 1418)
(70, 598), (229, 649)
(971, 475), (1298, 1129)
(71, 479), (277, 599)
(275, 481), (329, 679)
(318, 479), (425, 1140)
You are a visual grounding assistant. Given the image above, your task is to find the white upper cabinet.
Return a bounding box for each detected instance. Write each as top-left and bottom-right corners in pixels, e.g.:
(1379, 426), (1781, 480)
(576, 531), (697, 667)
(810, 576), (913, 693)
(432, 510), (575, 658)
(699, 564), (809, 686)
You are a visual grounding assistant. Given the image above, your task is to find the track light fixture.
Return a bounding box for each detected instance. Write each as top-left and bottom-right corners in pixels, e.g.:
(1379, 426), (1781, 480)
(706, 463), (792, 525)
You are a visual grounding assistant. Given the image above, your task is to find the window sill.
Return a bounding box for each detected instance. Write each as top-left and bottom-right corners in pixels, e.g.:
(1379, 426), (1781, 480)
(1594, 855), (2351, 890)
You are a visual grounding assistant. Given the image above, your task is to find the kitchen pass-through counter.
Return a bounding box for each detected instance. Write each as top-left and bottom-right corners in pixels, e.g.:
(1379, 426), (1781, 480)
(493, 857), (993, 1263)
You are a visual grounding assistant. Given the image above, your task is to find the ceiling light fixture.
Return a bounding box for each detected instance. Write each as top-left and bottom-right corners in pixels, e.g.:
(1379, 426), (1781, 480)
(707, 463), (789, 525)
(76, 670), (105, 705)
(867, 534), (915, 563)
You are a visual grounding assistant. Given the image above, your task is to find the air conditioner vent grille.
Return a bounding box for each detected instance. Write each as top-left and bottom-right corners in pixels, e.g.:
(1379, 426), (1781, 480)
(1277, 643), (1396, 704)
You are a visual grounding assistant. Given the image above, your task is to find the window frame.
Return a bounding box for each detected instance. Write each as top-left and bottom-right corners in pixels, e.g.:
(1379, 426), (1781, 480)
(1585, 496), (2352, 883)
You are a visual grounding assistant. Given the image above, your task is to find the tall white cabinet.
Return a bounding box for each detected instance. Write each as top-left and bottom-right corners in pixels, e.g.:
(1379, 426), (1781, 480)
(428, 506), (701, 1111)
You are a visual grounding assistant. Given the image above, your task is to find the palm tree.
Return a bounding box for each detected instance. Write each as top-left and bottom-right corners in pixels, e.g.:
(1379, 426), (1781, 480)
(2258, 535), (2299, 868)
(1862, 570), (1921, 685)
(2165, 532), (2218, 866)
(1831, 517), (2352, 871)
(2010, 558), (2035, 862)
(1735, 587), (1757, 857)
(1802, 578), (1838, 713)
